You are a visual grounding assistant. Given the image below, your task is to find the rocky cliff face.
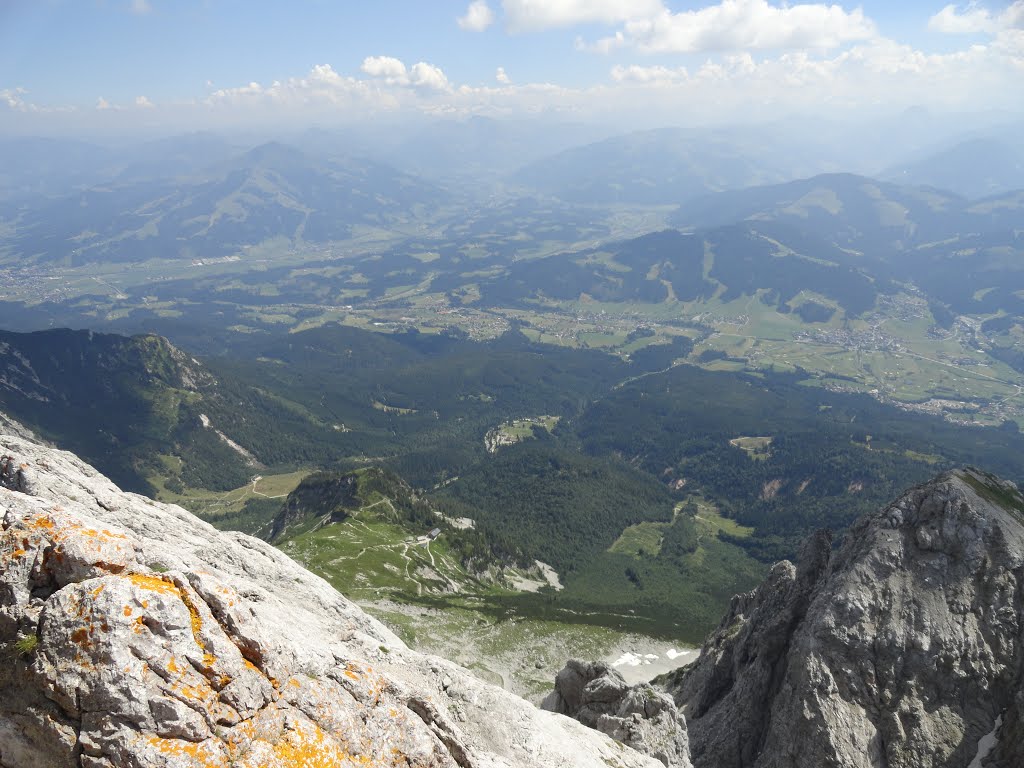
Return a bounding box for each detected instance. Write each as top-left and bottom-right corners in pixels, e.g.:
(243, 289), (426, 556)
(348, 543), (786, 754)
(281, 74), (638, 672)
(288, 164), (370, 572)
(9, 418), (1024, 768)
(542, 659), (691, 768)
(0, 427), (662, 768)
(667, 468), (1024, 768)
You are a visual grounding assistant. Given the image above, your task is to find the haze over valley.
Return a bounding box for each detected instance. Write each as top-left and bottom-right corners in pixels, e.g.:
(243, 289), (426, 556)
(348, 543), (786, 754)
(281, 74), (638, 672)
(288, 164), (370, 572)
(2, 2), (1024, 766)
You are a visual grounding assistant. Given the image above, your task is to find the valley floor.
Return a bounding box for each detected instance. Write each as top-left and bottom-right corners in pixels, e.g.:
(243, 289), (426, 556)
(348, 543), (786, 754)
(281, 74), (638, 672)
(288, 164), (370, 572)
(362, 597), (697, 701)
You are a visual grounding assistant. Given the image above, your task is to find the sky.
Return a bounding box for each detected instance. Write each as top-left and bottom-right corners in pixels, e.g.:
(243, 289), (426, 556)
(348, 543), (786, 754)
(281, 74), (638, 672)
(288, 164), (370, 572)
(1, 0), (1022, 133)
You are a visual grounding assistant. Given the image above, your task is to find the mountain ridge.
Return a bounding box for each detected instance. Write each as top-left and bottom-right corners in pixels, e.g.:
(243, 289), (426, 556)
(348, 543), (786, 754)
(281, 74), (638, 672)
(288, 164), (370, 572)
(665, 466), (1024, 767)
(0, 421), (661, 767)
(7, 411), (1024, 765)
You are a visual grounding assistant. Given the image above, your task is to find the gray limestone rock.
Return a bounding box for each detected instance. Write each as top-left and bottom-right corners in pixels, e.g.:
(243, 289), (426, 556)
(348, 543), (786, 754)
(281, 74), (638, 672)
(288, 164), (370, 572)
(667, 469), (1024, 768)
(0, 428), (662, 768)
(543, 659), (692, 767)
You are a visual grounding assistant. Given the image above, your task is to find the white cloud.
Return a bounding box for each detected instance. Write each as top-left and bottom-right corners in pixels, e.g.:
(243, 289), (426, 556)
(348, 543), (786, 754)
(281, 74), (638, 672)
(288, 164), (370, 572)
(0, 87), (64, 113)
(1, 87), (30, 111)
(130, 0), (153, 15)
(361, 55), (409, 83)
(600, 35), (1023, 118)
(135, 95), (155, 108)
(9, 25), (1021, 133)
(928, 2), (1024, 35)
(611, 63), (688, 82)
(458, 0), (495, 31)
(203, 63), (422, 120)
(590, 0), (877, 54)
(410, 62), (450, 90)
(360, 56), (449, 90)
(929, 4), (995, 34)
(502, 0), (663, 31)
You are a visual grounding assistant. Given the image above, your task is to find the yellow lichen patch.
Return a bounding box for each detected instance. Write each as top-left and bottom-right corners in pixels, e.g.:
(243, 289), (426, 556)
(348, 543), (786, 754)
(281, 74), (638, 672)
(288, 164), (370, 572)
(123, 605), (133, 617)
(233, 718), (367, 768)
(10, 548), (27, 559)
(169, 678), (216, 706)
(144, 734), (227, 766)
(367, 677), (388, 706)
(128, 573), (229, 689)
(30, 515), (55, 530)
(342, 666), (361, 682)
(128, 573), (180, 597)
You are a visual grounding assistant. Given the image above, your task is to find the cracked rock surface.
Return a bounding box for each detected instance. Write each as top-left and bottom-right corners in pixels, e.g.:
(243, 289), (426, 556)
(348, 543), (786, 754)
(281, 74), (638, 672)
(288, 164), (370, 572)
(0, 429), (660, 768)
(542, 659), (691, 767)
(667, 469), (1024, 768)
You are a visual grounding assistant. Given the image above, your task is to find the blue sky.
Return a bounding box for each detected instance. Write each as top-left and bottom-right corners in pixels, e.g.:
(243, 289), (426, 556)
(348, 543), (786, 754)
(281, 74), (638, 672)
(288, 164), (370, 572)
(1, 1), (1021, 130)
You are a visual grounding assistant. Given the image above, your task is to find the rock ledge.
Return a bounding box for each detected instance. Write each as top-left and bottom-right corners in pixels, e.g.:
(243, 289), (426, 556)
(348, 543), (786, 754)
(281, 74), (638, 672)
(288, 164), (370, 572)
(0, 430), (661, 768)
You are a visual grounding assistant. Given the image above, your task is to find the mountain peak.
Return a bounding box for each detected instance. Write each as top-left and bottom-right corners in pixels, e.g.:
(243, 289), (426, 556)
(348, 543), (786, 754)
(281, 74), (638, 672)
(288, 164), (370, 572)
(666, 466), (1024, 768)
(234, 140), (312, 171)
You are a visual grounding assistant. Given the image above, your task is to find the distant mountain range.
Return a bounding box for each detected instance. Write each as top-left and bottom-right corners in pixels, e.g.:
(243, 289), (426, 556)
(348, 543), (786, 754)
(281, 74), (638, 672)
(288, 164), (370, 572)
(473, 171), (1023, 324)
(667, 173), (1024, 320)
(302, 115), (616, 180)
(3, 122), (1022, 269)
(4, 141), (445, 266)
(511, 127), (790, 205)
(882, 137), (1024, 199)
(672, 172), (1021, 244)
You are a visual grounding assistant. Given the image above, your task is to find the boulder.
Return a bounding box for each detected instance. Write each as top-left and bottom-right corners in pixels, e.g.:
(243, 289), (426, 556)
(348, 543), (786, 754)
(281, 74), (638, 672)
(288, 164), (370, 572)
(543, 659), (691, 767)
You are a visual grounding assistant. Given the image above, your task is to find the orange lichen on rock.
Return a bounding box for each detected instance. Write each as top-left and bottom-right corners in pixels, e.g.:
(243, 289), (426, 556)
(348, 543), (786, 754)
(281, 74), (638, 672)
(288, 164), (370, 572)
(144, 734), (226, 767)
(367, 677), (388, 706)
(228, 716), (371, 768)
(342, 665), (361, 681)
(127, 572), (231, 691)
(29, 515), (55, 530)
(128, 573), (180, 597)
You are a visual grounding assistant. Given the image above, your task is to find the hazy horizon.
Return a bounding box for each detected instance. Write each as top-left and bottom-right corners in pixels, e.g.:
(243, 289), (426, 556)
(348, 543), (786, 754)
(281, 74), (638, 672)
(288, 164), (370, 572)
(2, 1), (1022, 138)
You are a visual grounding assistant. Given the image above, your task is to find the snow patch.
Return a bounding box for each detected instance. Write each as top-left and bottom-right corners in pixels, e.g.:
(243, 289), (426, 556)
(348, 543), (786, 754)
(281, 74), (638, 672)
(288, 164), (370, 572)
(969, 713), (1003, 768)
(609, 646), (700, 684)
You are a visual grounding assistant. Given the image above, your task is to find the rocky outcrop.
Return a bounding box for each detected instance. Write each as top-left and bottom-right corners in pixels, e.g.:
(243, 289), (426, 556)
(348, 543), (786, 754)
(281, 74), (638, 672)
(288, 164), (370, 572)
(667, 468), (1024, 768)
(267, 471), (360, 542)
(542, 660), (691, 767)
(0, 429), (662, 768)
